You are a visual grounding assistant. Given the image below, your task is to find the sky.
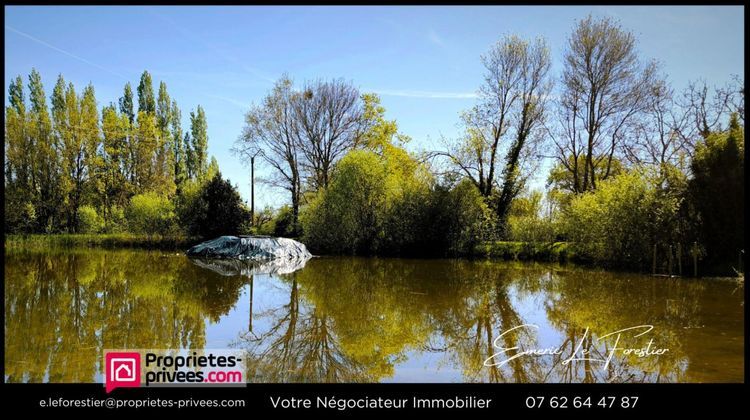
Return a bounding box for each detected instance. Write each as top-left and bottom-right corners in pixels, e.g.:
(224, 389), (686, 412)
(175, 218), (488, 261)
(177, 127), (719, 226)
(4, 6), (745, 208)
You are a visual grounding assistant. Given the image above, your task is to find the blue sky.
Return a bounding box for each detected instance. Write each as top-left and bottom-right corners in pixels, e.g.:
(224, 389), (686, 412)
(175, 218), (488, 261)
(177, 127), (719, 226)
(4, 6), (744, 208)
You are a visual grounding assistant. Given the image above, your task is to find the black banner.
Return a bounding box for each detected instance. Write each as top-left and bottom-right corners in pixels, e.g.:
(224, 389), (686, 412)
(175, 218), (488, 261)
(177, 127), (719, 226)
(2, 383), (746, 414)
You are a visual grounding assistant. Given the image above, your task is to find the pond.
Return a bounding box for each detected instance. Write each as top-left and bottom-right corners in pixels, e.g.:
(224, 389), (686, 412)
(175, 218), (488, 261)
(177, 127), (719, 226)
(4, 248), (744, 383)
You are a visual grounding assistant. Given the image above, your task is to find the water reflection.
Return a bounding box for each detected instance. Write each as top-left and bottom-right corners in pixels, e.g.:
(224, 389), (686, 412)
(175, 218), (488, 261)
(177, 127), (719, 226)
(4, 250), (744, 383)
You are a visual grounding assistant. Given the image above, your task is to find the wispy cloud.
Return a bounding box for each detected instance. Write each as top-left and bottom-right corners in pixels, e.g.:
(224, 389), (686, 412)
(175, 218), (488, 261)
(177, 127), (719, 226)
(5, 25), (129, 80)
(371, 89), (477, 99)
(427, 29), (446, 47)
(147, 10), (276, 84)
(205, 93), (251, 109)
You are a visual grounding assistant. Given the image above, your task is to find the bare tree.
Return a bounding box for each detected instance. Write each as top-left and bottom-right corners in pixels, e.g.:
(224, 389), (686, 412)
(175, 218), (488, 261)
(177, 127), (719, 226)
(622, 78), (691, 172)
(437, 35), (551, 219)
(674, 77), (745, 150)
(554, 15), (657, 193)
(292, 79), (367, 190)
(234, 76), (302, 224)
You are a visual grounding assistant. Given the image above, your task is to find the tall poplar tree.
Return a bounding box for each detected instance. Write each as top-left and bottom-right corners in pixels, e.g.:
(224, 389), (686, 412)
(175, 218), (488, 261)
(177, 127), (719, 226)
(101, 104), (126, 226)
(28, 69), (58, 231)
(4, 75), (32, 232)
(137, 71), (155, 115)
(80, 84), (101, 230)
(155, 81), (175, 195)
(119, 82), (135, 123)
(59, 82), (83, 231)
(171, 100), (186, 188)
(190, 105), (208, 179)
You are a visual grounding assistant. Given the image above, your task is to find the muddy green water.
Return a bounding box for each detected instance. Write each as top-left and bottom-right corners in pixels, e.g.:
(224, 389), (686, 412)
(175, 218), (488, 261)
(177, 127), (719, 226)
(4, 248), (744, 383)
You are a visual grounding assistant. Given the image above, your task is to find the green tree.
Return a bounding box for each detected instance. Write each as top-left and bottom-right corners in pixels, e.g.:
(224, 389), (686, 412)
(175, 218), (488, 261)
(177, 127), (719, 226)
(155, 81), (174, 192)
(4, 75), (34, 233)
(119, 82), (135, 124)
(301, 95), (428, 254)
(688, 115), (744, 273)
(170, 100), (186, 188)
(182, 172), (249, 238)
(58, 82), (86, 232)
(302, 95), (494, 256)
(118, 82), (137, 186)
(100, 104), (130, 229)
(156, 81), (171, 134)
(189, 105), (208, 179)
(80, 84), (102, 225)
(137, 71), (155, 114)
(133, 111), (159, 194)
(206, 156), (220, 181)
(183, 132), (193, 182)
(28, 69), (59, 232)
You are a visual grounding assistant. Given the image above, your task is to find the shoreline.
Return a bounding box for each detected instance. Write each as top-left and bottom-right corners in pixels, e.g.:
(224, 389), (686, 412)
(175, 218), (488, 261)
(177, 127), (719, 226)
(4, 234), (198, 251)
(4, 234), (743, 280)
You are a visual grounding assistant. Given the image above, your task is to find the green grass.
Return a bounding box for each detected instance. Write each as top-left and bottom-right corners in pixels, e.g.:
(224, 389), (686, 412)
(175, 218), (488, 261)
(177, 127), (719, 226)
(4, 234), (199, 251)
(472, 241), (577, 263)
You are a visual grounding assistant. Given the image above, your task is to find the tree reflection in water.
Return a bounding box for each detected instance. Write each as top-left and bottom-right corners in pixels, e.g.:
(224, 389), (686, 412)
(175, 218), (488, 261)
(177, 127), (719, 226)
(239, 258), (742, 383)
(4, 249), (247, 383)
(4, 250), (743, 383)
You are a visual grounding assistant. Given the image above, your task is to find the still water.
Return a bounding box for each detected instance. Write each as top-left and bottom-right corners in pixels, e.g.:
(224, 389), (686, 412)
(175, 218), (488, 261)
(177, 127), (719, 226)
(4, 248), (744, 383)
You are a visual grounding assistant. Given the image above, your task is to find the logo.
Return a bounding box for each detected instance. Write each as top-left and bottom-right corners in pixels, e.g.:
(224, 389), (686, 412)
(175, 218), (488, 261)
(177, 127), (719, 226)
(103, 349), (247, 393)
(105, 352), (141, 393)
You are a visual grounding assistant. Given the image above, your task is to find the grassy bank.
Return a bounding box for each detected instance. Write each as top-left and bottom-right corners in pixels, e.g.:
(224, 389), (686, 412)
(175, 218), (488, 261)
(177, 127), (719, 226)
(4, 234), (198, 251)
(472, 241), (577, 263)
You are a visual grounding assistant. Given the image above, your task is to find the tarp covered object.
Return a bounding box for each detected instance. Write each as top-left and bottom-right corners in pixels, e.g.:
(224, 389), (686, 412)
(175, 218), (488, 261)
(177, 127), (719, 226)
(186, 235), (312, 263)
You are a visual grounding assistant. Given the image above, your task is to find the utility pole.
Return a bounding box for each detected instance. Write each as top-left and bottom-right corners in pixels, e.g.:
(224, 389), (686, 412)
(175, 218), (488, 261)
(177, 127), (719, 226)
(248, 149), (263, 227)
(250, 154), (255, 227)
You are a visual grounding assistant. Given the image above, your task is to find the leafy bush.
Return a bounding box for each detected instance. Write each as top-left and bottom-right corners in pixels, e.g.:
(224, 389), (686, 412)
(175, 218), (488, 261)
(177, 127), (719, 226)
(175, 178), (205, 237)
(4, 193), (36, 234)
(302, 150), (388, 254)
(76, 205), (102, 234)
(301, 150), (495, 256)
(561, 168), (681, 269)
(416, 179), (497, 256)
(272, 205), (299, 237)
(126, 192), (177, 236)
(473, 241), (574, 262)
(104, 206), (128, 233)
(506, 191), (557, 242)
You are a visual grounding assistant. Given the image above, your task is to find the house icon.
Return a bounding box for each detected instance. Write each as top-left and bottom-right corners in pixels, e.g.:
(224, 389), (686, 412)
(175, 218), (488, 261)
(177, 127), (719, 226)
(105, 352), (141, 392)
(114, 363), (134, 381)
(110, 357), (138, 382)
